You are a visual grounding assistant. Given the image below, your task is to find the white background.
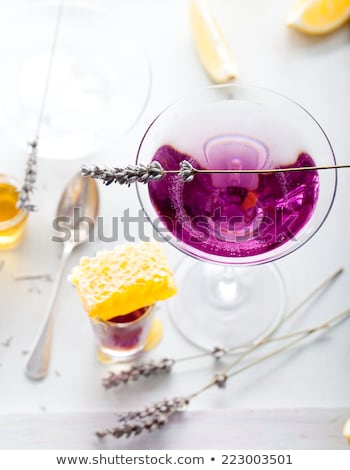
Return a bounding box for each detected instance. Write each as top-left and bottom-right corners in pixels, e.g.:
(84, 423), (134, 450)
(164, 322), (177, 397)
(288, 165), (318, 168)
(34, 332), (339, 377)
(0, 0), (349, 449)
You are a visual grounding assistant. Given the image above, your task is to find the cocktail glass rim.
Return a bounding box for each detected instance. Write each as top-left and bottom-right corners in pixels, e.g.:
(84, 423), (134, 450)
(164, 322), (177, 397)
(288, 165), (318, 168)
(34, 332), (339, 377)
(136, 83), (337, 267)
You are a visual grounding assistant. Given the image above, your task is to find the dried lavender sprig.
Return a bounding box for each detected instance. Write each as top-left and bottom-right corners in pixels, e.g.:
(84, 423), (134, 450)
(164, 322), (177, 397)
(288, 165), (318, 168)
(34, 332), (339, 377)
(96, 413), (168, 438)
(116, 396), (190, 423)
(17, 141), (38, 212)
(82, 161), (350, 187)
(102, 358), (175, 389)
(81, 162), (165, 186)
(96, 396), (189, 439)
(102, 347), (228, 390)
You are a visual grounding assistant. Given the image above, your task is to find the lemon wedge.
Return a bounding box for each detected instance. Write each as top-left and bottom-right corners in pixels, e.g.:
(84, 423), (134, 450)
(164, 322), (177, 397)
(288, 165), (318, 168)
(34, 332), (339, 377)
(286, 0), (350, 35)
(343, 418), (350, 443)
(189, 0), (238, 83)
(144, 317), (163, 352)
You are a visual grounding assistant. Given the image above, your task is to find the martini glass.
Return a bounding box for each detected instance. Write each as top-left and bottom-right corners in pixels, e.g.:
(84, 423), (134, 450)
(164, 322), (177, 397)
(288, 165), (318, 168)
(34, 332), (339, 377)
(136, 84), (337, 352)
(0, 1), (151, 160)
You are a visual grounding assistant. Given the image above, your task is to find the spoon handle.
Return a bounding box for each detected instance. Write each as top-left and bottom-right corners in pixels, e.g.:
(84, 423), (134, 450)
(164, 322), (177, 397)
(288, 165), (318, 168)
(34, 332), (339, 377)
(25, 242), (74, 380)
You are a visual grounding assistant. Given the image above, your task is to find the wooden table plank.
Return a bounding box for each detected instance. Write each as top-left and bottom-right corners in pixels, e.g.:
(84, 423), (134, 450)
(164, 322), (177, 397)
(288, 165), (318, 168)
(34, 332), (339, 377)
(1, 408), (349, 450)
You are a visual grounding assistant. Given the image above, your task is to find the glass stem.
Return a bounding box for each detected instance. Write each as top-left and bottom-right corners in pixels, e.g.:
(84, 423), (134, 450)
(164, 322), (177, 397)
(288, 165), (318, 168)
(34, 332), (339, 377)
(205, 266), (246, 309)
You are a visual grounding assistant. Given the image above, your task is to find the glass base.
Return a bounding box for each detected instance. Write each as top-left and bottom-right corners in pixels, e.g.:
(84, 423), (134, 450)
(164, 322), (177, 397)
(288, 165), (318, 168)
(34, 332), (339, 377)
(96, 316), (163, 364)
(97, 344), (145, 364)
(169, 258), (286, 353)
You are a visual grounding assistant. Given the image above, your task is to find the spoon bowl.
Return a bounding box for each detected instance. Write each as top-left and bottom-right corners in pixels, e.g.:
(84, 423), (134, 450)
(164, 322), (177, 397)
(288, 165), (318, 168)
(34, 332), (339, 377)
(57, 172), (99, 244)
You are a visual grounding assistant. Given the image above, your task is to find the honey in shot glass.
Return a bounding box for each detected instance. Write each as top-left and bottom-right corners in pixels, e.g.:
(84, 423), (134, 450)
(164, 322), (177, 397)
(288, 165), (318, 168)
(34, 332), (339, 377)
(0, 174), (28, 250)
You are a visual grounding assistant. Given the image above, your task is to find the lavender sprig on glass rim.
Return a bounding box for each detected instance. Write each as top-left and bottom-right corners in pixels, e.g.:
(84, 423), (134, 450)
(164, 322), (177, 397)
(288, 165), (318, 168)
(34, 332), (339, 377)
(82, 161), (349, 186)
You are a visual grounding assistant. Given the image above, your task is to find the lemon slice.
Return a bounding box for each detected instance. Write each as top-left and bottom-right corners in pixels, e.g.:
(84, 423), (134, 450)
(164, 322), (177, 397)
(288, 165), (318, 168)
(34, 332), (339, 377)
(189, 0), (238, 83)
(343, 418), (350, 443)
(143, 317), (163, 352)
(286, 0), (350, 35)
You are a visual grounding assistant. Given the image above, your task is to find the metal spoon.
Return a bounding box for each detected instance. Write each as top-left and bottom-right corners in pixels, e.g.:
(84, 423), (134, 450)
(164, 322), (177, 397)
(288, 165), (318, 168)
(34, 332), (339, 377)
(25, 173), (99, 380)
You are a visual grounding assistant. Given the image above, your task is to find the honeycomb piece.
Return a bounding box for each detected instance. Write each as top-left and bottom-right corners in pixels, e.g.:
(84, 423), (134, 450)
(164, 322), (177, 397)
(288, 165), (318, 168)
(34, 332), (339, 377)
(69, 242), (177, 321)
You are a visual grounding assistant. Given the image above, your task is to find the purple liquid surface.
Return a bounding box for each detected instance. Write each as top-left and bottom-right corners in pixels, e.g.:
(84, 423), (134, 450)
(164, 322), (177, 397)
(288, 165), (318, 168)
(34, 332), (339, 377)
(93, 307), (151, 351)
(148, 136), (319, 258)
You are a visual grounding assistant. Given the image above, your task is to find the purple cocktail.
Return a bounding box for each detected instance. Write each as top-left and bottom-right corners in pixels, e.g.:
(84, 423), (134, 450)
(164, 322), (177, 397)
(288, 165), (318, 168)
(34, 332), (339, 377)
(149, 138), (319, 259)
(91, 305), (154, 361)
(137, 84), (336, 350)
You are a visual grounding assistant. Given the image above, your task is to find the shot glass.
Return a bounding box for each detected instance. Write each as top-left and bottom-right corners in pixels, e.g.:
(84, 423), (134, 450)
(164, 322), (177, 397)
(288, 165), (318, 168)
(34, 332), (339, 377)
(0, 174), (28, 250)
(91, 305), (155, 362)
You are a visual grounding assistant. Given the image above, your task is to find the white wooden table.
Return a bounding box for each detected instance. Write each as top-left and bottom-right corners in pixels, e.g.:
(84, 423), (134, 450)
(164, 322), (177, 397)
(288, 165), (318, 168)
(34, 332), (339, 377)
(0, 0), (349, 449)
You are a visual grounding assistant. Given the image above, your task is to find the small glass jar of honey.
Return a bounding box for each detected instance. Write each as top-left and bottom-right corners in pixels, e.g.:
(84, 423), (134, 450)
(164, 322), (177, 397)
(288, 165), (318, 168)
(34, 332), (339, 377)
(0, 174), (28, 250)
